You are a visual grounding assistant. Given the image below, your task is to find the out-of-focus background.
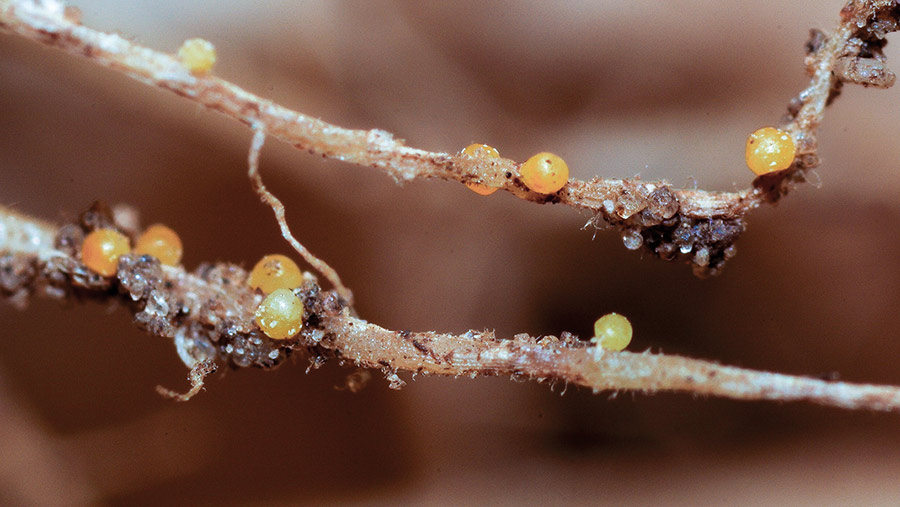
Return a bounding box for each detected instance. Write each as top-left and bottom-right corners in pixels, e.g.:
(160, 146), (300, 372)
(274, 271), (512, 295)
(2, 0), (900, 504)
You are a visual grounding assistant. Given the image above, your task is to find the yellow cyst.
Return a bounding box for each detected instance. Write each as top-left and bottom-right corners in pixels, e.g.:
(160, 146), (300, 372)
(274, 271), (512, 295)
(591, 313), (633, 352)
(520, 152), (569, 194)
(745, 127), (796, 176)
(178, 38), (216, 75)
(463, 143), (500, 158)
(81, 229), (131, 277)
(248, 254), (304, 294)
(465, 183), (498, 196)
(134, 224), (183, 266)
(255, 288), (304, 339)
(462, 143), (500, 196)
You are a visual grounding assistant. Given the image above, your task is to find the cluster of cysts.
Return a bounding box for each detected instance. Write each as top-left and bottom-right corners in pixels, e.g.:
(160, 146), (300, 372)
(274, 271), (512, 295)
(461, 144), (570, 196)
(79, 220), (634, 360)
(82, 225), (182, 276)
(246, 254), (307, 340)
(175, 32), (798, 269)
(76, 36), (795, 365)
(461, 126), (796, 196)
(80, 225), (307, 344)
(456, 127), (795, 350)
(461, 127), (795, 276)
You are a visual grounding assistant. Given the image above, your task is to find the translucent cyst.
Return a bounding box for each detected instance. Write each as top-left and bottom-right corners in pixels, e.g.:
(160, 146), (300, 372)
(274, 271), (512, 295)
(694, 247), (710, 267)
(462, 143), (500, 196)
(622, 230), (643, 250)
(255, 288), (304, 339)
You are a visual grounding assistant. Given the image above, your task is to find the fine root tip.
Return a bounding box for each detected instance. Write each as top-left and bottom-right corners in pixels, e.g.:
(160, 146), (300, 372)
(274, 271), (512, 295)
(156, 360), (217, 402)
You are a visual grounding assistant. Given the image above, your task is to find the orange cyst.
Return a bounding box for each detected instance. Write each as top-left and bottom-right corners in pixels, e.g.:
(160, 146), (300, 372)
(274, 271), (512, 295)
(463, 143), (500, 159)
(255, 288), (304, 339)
(520, 152), (569, 194)
(462, 143), (500, 196)
(248, 254), (304, 294)
(134, 224), (183, 266)
(465, 182), (499, 196)
(745, 127), (796, 176)
(81, 229), (131, 277)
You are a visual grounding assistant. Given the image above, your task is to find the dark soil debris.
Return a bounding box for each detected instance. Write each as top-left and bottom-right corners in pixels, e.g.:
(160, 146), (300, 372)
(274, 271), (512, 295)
(4, 214), (347, 373)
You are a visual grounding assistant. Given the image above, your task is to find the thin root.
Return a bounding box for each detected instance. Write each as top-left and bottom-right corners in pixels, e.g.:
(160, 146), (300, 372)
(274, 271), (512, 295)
(247, 126), (354, 304)
(156, 360), (217, 402)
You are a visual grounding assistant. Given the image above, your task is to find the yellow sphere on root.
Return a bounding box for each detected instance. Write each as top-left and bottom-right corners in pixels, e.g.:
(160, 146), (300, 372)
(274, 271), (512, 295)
(81, 229), (131, 277)
(178, 38), (216, 75)
(255, 288), (304, 339)
(462, 143), (501, 196)
(134, 224), (183, 266)
(745, 127), (796, 176)
(520, 152), (569, 194)
(248, 254), (304, 294)
(592, 313), (633, 352)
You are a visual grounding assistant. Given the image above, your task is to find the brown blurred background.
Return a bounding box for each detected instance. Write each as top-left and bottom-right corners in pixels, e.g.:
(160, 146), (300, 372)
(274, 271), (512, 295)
(2, 0), (900, 504)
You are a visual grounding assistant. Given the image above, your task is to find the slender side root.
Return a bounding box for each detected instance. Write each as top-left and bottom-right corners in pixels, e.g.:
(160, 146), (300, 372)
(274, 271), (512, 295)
(247, 127), (354, 304)
(156, 360), (218, 402)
